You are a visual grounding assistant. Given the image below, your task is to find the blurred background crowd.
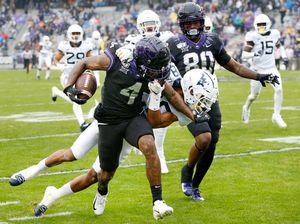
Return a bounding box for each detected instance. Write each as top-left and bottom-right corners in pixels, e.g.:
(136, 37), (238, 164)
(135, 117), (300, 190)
(0, 0), (300, 70)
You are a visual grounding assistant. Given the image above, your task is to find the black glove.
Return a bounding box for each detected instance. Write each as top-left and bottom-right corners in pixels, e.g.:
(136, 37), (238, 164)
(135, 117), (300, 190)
(256, 73), (280, 87)
(194, 110), (210, 123)
(63, 86), (87, 105)
(282, 58), (289, 66)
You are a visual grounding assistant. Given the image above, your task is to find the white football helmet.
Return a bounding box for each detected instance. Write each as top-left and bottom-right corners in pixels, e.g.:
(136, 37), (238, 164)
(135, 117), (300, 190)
(137, 10), (161, 37)
(181, 69), (218, 112)
(92, 30), (101, 41)
(253, 14), (271, 34)
(67, 24), (84, 43)
(204, 17), (213, 33)
(43, 35), (50, 43)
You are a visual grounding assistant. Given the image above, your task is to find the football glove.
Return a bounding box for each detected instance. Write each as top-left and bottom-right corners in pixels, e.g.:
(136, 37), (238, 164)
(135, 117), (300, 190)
(63, 86), (87, 105)
(148, 80), (165, 95)
(194, 110), (210, 123)
(256, 73), (280, 87)
(116, 45), (134, 64)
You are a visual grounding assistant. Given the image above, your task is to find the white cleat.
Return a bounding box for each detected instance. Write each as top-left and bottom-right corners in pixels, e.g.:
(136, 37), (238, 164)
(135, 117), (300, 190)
(161, 161), (169, 174)
(242, 105), (250, 124)
(93, 191), (108, 215)
(9, 165), (40, 186)
(34, 186), (58, 216)
(272, 113), (287, 128)
(153, 200), (173, 220)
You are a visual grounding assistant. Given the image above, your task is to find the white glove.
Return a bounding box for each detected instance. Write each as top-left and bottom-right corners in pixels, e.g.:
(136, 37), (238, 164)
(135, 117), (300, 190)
(116, 45), (134, 63)
(148, 80), (165, 95)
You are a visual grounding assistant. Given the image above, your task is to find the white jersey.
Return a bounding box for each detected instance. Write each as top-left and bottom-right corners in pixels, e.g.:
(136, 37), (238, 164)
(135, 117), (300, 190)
(86, 37), (102, 56)
(39, 41), (53, 57)
(245, 29), (280, 70)
(58, 40), (93, 75)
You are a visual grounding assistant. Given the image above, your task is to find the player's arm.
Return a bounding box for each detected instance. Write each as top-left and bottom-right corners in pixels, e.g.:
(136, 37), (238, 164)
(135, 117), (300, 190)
(163, 82), (194, 121)
(86, 50), (92, 57)
(52, 50), (64, 65)
(147, 110), (177, 128)
(65, 53), (110, 87)
(241, 41), (257, 59)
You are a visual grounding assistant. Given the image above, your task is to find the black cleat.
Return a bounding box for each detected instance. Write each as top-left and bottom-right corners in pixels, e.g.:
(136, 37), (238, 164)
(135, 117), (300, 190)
(9, 174), (25, 186)
(80, 122), (91, 132)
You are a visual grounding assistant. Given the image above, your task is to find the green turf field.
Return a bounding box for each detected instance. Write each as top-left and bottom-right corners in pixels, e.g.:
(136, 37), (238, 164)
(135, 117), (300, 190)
(0, 69), (299, 223)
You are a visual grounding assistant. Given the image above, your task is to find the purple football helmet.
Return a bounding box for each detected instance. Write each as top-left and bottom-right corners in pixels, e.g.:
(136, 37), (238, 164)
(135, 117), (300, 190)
(133, 36), (171, 82)
(178, 2), (205, 39)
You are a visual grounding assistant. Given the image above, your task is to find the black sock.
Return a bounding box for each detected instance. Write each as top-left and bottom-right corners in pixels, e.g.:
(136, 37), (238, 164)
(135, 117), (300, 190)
(98, 185), (108, 195)
(151, 185), (162, 203)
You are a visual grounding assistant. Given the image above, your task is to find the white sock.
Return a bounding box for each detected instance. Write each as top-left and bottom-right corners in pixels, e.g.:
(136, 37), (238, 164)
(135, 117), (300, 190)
(73, 103), (85, 126)
(52, 86), (72, 103)
(56, 182), (74, 198)
(45, 70), (50, 79)
(37, 159), (49, 171)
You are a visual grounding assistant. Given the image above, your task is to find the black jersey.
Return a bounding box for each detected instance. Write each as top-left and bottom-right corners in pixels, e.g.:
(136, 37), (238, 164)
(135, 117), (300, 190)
(167, 33), (231, 76)
(94, 42), (148, 124)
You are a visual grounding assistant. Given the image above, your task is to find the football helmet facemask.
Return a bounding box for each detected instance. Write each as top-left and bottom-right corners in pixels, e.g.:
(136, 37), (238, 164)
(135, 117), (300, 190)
(133, 36), (171, 82)
(67, 24), (84, 44)
(254, 14), (271, 34)
(178, 2), (205, 39)
(137, 10), (161, 37)
(181, 69), (218, 113)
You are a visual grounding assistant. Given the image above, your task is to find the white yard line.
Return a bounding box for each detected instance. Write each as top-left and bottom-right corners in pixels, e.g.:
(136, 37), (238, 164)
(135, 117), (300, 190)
(0, 201), (20, 206)
(8, 212), (72, 221)
(1, 147), (299, 181)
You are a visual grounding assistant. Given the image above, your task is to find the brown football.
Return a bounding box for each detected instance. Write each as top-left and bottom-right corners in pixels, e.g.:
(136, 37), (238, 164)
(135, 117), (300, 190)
(75, 70), (97, 100)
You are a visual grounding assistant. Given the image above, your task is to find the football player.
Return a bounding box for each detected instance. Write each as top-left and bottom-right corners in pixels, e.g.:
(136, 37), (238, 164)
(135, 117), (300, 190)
(116, 9), (174, 174)
(86, 30), (103, 87)
(62, 36), (197, 220)
(241, 14), (288, 128)
(51, 24), (93, 132)
(166, 2), (279, 201)
(36, 35), (53, 80)
(24, 68), (216, 218)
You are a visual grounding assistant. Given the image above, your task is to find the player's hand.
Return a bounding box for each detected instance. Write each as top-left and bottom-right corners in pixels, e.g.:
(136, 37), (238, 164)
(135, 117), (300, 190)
(116, 46), (133, 64)
(254, 50), (263, 57)
(63, 86), (87, 105)
(256, 73), (280, 87)
(194, 110), (210, 123)
(282, 58), (289, 66)
(148, 80), (165, 95)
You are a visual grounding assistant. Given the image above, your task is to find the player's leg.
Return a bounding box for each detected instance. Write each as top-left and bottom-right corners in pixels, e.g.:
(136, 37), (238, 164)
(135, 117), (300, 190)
(242, 79), (262, 123)
(35, 161), (99, 216)
(153, 127), (169, 174)
(36, 56), (43, 80)
(191, 102), (221, 201)
(51, 73), (72, 102)
(93, 140), (132, 215)
(45, 56), (51, 80)
(9, 121), (99, 186)
(125, 116), (173, 220)
(271, 69), (286, 128)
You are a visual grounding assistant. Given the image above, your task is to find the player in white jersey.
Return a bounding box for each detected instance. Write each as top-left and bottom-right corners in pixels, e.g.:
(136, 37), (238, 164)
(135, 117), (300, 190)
(241, 14), (288, 128)
(116, 9), (175, 174)
(36, 36), (53, 80)
(9, 66), (216, 217)
(51, 24), (93, 132)
(86, 30), (102, 87)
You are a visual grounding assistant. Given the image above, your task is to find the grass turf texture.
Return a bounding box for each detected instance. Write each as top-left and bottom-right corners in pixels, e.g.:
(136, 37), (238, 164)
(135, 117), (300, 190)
(0, 69), (299, 223)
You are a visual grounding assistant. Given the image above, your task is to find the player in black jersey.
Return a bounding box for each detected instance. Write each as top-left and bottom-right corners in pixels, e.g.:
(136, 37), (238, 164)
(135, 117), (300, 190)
(63, 36), (194, 220)
(166, 2), (280, 201)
